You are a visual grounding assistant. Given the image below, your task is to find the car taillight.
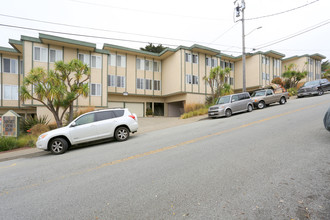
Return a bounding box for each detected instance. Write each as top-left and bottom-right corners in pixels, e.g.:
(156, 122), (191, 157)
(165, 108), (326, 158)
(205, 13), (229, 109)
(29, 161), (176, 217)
(128, 115), (136, 120)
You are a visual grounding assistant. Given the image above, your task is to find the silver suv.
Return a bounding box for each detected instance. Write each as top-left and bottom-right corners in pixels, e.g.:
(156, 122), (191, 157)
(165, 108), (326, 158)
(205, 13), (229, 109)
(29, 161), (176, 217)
(36, 108), (138, 154)
(208, 92), (253, 118)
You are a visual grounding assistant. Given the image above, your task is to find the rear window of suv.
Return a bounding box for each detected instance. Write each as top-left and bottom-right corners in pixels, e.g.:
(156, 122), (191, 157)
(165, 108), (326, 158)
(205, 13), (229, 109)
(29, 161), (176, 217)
(113, 110), (124, 117)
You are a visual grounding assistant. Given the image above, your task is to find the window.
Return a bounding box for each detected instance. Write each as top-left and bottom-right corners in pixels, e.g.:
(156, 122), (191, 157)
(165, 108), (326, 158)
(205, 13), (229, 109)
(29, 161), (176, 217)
(230, 62), (234, 71)
(91, 83), (101, 96)
(108, 75), (125, 88)
(154, 80), (161, 91)
(109, 53), (116, 66)
(34, 47), (48, 62)
(211, 58), (217, 67)
(192, 54), (198, 64)
(3, 58), (18, 74)
(3, 85), (18, 100)
(75, 113), (95, 126)
(153, 61), (160, 72)
(137, 58), (144, 70)
(95, 111), (115, 121)
(266, 74), (270, 80)
(225, 62), (229, 68)
(117, 55), (126, 67)
(108, 75), (116, 87)
(206, 57), (211, 66)
(145, 79), (152, 90)
(262, 72), (266, 80)
(116, 76), (125, 88)
(185, 53), (191, 62)
(137, 78), (144, 89)
(91, 55), (101, 68)
(262, 56), (269, 65)
(49, 49), (63, 63)
(186, 74), (192, 84)
(186, 75), (198, 85)
(78, 53), (90, 65)
(231, 95), (239, 102)
(145, 60), (153, 71)
(266, 90), (273, 96)
(230, 77), (234, 85)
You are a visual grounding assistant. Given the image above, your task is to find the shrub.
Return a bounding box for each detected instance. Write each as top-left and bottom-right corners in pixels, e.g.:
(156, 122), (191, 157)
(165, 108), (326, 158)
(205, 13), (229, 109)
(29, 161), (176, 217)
(184, 103), (205, 113)
(48, 122), (58, 130)
(17, 135), (36, 148)
(271, 77), (284, 87)
(287, 88), (298, 96)
(146, 108), (153, 116)
(30, 124), (49, 136)
(21, 115), (49, 133)
(0, 137), (18, 152)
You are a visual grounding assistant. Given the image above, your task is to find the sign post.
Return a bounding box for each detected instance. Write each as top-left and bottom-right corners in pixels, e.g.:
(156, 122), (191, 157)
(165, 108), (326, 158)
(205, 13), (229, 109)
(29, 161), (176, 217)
(1, 110), (21, 138)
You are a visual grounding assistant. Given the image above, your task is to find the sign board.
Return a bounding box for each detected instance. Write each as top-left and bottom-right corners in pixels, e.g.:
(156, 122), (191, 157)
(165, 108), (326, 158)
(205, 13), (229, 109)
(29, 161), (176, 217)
(1, 110), (21, 137)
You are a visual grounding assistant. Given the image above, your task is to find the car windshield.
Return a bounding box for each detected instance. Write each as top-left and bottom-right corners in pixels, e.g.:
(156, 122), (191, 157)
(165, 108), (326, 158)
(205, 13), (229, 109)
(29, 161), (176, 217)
(251, 90), (265, 97)
(303, 81), (319, 87)
(217, 96), (231, 104)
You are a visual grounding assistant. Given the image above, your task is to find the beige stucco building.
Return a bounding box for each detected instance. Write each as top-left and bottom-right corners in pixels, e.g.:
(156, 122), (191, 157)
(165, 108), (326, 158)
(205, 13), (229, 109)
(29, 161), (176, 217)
(0, 33), (326, 122)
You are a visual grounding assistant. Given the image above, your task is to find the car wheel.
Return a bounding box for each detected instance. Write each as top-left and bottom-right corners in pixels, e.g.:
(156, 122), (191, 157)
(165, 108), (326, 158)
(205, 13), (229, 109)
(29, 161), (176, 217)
(279, 97), (286, 105)
(225, 109), (232, 117)
(257, 101), (265, 109)
(115, 127), (130, 141)
(49, 138), (68, 155)
(318, 89), (324, 96)
(247, 104), (253, 112)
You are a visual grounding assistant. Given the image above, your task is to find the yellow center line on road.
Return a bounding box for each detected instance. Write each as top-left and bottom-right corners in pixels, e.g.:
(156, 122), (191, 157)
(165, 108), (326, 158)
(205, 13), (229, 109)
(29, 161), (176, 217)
(1, 100), (329, 196)
(0, 163), (16, 169)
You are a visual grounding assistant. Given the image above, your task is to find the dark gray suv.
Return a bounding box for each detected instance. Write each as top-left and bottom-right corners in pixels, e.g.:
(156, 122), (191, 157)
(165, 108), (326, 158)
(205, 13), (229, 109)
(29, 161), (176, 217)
(208, 92), (253, 118)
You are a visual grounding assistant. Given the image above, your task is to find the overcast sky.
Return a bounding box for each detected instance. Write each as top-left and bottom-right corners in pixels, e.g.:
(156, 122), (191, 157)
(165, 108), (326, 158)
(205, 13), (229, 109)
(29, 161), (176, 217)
(0, 0), (329, 61)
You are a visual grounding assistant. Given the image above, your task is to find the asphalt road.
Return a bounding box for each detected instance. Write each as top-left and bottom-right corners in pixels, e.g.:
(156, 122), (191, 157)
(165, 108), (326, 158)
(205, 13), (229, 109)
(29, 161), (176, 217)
(1, 94), (330, 220)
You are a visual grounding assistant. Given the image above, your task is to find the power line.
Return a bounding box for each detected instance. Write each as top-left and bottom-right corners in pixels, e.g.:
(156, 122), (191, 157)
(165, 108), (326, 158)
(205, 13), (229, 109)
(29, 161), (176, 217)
(252, 19), (330, 51)
(245, 0), (320, 21)
(208, 23), (239, 45)
(0, 13), (243, 49)
(0, 23), (244, 54)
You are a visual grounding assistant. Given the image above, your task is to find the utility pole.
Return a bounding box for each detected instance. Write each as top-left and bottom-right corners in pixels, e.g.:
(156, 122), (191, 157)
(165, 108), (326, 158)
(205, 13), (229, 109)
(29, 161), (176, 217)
(235, 0), (246, 92)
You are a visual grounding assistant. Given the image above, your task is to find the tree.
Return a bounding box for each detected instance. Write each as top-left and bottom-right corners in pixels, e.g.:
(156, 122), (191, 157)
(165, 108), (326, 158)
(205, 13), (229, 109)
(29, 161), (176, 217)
(21, 59), (90, 128)
(140, 43), (167, 53)
(55, 59), (90, 123)
(282, 63), (307, 89)
(321, 60), (330, 80)
(203, 66), (232, 104)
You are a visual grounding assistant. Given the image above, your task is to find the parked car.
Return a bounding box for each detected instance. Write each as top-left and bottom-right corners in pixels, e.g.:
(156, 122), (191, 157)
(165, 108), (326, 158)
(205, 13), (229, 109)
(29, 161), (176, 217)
(208, 92), (253, 118)
(324, 106), (330, 132)
(251, 89), (289, 109)
(297, 79), (330, 98)
(36, 108), (138, 154)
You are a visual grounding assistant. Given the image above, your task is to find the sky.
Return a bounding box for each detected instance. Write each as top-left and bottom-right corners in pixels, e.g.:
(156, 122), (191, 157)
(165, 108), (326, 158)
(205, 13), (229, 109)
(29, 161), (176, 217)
(0, 0), (329, 61)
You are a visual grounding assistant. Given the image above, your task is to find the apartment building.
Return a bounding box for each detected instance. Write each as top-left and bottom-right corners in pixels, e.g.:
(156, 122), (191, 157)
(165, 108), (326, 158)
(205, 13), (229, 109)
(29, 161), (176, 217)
(0, 33), (326, 122)
(231, 51), (285, 92)
(282, 54), (325, 85)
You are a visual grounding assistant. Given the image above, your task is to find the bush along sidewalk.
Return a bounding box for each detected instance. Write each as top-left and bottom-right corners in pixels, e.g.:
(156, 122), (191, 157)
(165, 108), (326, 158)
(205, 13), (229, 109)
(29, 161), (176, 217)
(0, 135), (36, 152)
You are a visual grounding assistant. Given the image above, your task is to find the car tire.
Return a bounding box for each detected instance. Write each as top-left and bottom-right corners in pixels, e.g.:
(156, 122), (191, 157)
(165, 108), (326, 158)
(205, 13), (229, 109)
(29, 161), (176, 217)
(49, 138), (68, 155)
(279, 97), (286, 105)
(318, 89), (324, 96)
(247, 104), (253, 112)
(257, 101), (265, 109)
(225, 109), (232, 117)
(115, 127), (130, 141)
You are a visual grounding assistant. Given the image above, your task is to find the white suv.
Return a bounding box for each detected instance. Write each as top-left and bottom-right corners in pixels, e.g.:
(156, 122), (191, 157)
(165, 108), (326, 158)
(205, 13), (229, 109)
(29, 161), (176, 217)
(37, 108), (138, 154)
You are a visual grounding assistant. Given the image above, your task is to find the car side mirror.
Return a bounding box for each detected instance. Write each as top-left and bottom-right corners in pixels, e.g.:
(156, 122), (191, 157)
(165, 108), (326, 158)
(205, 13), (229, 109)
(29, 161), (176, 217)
(70, 122), (76, 127)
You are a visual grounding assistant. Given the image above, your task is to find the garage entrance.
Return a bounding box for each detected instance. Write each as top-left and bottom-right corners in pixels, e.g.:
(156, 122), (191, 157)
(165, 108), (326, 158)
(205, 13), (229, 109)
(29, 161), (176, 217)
(168, 101), (184, 117)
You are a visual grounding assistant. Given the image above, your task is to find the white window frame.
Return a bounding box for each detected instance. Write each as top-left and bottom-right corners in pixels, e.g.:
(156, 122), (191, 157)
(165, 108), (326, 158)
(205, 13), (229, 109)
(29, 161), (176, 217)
(186, 74), (192, 84)
(3, 58), (18, 74)
(185, 53), (191, 63)
(211, 58), (217, 67)
(137, 58), (144, 70)
(49, 49), (63, 63)
(153, 61), (160, 72)
(109, 53), (116, 67)
(192, 54), (198, 64)
(108, 75), (116, 87)
(116, 76), (125, 88)
(78, 53), (90, 66)
(116, 54), (126, 67)
(206, 57), (211, 66)
(153, 80), (161, 91)
(91, 55), (101, 68)
(3, 84), (18, 100)
(192, 75), (199, 85)
(145, 79), (152, 90)
(90, 83), (101, 96)
(137, 78), (144, 89)
(34, 46), (48, 62)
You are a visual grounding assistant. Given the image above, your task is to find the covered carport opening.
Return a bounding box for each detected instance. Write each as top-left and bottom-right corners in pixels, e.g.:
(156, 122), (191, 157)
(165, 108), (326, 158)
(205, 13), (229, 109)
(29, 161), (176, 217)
(167, 101), (184, 117)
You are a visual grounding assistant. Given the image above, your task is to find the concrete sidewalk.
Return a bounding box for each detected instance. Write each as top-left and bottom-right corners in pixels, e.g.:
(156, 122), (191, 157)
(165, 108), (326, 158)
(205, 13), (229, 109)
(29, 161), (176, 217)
(0, 115), (208, 162)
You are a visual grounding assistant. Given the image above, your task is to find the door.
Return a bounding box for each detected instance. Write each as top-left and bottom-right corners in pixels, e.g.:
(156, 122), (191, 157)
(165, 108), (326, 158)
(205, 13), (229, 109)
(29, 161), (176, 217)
(69, 113), (98, 144)
(230, 94), (241, 113)
(125, 102), (144, 117)
(94, 111), (117, 139)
